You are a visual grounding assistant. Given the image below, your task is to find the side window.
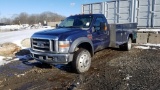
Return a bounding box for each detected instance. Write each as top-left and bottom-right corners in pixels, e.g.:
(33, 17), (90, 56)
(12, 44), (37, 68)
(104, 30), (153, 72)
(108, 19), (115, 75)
(94, 17), (104, 31)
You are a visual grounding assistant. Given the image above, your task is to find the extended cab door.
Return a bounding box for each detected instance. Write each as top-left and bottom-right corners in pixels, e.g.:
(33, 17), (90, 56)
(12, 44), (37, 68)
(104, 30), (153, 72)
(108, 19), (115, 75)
(91, 17), (110, 51)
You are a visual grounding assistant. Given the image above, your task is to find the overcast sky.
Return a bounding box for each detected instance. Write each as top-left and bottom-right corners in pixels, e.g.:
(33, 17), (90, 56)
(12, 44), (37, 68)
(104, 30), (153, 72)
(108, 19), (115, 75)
(0, 0), (107, 18)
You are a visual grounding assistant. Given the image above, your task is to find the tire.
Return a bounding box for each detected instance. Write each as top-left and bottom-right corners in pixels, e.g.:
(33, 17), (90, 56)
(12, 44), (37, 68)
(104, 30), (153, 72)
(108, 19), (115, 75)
(72, 48), (91, 73)
(119, 38), (132, 51)
(125, 38), (132, 51)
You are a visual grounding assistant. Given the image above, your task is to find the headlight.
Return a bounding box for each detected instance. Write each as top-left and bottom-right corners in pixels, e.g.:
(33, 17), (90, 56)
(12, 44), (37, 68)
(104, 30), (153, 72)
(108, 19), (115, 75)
(58, 41), (70, 53)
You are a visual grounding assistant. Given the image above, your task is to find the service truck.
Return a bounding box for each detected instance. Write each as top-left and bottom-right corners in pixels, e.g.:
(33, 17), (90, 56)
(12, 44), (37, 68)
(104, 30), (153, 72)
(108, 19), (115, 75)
(30, 14), (137, 73)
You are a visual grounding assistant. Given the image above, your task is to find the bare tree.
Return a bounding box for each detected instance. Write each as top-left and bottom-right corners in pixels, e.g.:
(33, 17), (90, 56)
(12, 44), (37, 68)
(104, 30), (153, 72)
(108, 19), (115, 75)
(18, 12), (29, 24)
(12, 17), (20, 24)
(0, 17), (12, 24)
(28, 14), (40, 24)
(4, 11), (66, 25)
(39, 11), (65, 24)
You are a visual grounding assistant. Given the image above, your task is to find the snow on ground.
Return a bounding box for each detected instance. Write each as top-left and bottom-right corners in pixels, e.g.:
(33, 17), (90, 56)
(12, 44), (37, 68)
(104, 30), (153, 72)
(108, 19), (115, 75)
(134, 46), (150, 49)
(0, 56), (9, 66)
(138, 29), (160, 33)
(0, 55), (30, 66)
(0, 27), (54, 66)
(134, 44), (160, 50)
(0, 27), (54, 44)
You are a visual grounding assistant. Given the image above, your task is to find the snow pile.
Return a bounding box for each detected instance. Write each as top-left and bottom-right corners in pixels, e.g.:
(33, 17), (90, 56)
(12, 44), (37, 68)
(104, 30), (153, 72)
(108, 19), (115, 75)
(0, 55), (32, 66)
(0, 25), (23, 31)
(0, 56), (10, 66)
(138, 29), (160, 33)
(134, 46), (150, 49)
(134, 44), (160, 50)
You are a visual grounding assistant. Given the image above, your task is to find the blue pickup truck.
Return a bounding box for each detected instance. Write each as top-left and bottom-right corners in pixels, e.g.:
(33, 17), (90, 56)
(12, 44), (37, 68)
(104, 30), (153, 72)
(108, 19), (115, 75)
(30, 14), (137, 73)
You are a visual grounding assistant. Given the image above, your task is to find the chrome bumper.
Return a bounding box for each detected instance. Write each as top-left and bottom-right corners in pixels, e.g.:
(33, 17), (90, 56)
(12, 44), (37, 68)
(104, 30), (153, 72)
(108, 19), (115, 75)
(30, 49), (73, 64)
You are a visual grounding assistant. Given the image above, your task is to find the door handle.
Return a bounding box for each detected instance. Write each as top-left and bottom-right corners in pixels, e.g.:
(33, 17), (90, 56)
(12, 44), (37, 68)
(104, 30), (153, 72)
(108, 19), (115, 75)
(121, 33), (123, 36)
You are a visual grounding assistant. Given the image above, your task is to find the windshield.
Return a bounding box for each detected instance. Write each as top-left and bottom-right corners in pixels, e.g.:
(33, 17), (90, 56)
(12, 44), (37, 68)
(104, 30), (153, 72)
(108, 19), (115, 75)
(58, 15), (93, 29)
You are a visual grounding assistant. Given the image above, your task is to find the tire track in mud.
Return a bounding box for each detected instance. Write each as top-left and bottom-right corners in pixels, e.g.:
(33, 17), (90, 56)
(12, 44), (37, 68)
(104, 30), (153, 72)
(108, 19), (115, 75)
(67, 48), (125, 90)
(0, 48), (123, 90)
(42, 49), (121, 90)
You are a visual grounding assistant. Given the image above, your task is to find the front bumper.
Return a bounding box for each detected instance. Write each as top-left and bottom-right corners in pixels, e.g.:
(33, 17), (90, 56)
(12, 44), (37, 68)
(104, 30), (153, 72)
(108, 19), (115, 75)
(30, 49), (73, 64)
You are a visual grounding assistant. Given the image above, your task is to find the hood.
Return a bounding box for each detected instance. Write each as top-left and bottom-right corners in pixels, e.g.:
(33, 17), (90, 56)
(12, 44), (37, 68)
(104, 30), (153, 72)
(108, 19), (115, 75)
(34, 28), (84, 36)
(31, 28), (87, 40)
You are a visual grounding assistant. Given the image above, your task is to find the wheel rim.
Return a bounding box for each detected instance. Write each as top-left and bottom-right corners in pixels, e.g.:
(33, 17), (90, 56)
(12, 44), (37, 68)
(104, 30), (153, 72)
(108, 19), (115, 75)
(78, 52), (91, 72)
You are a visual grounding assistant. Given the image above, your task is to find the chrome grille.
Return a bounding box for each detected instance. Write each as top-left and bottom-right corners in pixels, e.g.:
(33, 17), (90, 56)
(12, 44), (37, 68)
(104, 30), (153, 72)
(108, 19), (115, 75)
(32, 38), (54, 52)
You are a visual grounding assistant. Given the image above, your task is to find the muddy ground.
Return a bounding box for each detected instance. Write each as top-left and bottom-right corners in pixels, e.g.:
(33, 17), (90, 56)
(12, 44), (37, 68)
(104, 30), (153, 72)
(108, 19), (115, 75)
(0, 48), (160, 90)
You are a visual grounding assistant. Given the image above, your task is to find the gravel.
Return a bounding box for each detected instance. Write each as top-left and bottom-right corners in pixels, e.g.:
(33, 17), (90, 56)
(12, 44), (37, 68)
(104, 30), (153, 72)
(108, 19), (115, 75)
(80, 49), (160, 90)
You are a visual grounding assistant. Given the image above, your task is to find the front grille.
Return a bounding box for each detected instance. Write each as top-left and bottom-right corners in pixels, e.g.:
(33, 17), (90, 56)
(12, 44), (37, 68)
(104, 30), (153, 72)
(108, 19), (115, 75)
(32, 38), (54, 52)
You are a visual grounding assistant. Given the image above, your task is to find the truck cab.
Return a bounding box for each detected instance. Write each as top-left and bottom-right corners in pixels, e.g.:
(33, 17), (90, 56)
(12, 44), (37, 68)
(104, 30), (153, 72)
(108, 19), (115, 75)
(30, 14), (137, 73)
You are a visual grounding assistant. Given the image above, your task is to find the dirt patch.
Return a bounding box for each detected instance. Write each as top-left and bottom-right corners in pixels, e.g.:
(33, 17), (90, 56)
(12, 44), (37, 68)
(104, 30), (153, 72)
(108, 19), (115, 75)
(21, 38), (31, 48)
(0, 42), (21, 57)
(79, 49), (160, 90)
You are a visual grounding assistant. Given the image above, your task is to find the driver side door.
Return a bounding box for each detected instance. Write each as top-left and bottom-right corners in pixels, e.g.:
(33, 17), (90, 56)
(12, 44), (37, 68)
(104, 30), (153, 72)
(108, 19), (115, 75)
(92, 17), (109, 52)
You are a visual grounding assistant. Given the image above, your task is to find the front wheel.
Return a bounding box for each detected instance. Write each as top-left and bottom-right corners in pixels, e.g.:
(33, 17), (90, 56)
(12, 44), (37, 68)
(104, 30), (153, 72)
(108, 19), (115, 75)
(72, 48), (91, 73)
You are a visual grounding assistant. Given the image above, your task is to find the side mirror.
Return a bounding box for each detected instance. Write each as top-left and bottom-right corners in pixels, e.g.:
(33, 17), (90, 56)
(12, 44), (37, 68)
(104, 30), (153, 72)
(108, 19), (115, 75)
(92, 24), (99, 32)
(100, 22), (107, 31)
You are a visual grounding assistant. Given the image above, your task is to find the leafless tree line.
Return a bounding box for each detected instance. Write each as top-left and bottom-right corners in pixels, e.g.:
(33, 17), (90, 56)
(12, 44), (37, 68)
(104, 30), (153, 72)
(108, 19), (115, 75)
(0, 11), (66, 25)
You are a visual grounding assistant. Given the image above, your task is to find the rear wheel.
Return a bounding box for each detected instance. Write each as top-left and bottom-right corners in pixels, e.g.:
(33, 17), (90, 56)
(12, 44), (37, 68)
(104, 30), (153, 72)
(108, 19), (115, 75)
(127, 38), (132, 50)
(124, 38), (132, 51)
(120, 38), (132, 51)
(72, 48), (91, 73)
